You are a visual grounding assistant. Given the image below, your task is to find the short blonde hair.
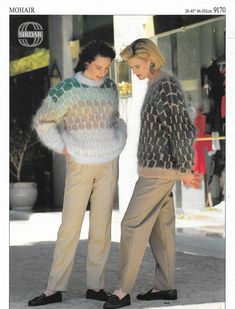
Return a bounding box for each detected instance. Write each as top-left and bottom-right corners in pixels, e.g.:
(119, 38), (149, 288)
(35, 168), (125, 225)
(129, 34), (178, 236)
(120, 38), (165, 69)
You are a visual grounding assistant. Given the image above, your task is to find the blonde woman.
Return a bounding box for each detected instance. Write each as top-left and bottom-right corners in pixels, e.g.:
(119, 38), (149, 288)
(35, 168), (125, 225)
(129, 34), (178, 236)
(103, 38), (201, 309)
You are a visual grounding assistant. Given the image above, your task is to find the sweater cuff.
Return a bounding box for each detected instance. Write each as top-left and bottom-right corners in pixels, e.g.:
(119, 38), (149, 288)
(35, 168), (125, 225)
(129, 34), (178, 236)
(114, 118), (127, 133)
(34, 123), (65, 154)
(176, 170), (192, 181)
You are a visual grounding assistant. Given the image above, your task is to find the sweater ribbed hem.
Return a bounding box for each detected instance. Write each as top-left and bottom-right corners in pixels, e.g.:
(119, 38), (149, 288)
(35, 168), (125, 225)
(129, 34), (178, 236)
(138, 166), (191, 181)
(70, 153), (119, 164)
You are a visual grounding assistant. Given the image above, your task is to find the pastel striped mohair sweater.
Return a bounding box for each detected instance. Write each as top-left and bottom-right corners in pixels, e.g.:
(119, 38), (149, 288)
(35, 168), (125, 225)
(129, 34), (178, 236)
(33, 72), (127, 164)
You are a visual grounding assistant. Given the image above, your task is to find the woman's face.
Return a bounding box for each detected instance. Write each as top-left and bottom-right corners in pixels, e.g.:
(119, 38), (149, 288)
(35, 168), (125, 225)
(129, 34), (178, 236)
(127, 56), (151, 80)
(85, 55), (112, 81)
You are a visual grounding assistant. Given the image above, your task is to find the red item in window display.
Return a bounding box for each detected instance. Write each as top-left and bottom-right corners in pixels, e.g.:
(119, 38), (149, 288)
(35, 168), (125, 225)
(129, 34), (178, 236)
(193, 110), (212, 174)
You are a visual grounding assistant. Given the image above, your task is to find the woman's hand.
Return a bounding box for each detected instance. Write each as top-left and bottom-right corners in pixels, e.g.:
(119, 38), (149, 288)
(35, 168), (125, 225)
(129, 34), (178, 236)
(63, 147), (72, 163)
(63, 147), (69, 156)
(181, 171), (202, 189)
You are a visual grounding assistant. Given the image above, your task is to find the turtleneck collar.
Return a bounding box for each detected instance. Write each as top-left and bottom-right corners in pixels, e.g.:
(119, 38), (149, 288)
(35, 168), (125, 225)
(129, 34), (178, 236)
(75, 71), (105, 87)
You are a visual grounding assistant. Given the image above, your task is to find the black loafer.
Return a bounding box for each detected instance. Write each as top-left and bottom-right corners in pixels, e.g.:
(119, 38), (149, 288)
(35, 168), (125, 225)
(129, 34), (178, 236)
(103, 294), (131, 309)
(86, 289), (110, 301)
(28, 291), (62, 306)
(137, 288), (177, 301)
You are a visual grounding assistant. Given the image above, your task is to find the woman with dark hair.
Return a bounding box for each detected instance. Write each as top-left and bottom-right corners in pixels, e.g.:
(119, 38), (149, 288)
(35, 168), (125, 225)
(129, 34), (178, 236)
(74, 40), (117, 72)
(28, 40), (127, 306)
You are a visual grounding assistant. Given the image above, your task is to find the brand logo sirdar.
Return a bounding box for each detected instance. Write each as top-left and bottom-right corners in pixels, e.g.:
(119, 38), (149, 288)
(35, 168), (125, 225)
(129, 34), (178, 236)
(18, 22), (43, 47)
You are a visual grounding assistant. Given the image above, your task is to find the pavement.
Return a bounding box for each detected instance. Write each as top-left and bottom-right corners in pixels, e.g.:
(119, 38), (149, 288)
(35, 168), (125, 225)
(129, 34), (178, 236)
(9, 201), (225, 309)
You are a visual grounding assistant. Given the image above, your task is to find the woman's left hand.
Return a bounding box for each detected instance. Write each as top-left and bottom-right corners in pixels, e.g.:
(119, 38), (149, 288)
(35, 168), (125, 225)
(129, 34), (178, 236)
(63, 146), (69, 156)
(181, 171), (202, 189)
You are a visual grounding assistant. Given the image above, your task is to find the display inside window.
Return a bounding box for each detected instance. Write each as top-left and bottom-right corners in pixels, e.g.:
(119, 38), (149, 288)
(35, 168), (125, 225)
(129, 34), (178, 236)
(115, 60), (132, 98)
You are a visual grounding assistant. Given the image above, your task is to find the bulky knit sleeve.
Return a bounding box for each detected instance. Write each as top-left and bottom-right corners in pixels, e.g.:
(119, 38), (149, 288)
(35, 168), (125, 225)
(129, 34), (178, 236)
(32, 82), (68, 153)
(157, 77), (196, 174)
(110, 82), (127, 144)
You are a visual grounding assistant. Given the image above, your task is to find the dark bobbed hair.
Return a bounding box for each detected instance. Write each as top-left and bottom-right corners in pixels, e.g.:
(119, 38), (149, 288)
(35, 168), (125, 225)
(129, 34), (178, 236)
(74, 40), (116, 72)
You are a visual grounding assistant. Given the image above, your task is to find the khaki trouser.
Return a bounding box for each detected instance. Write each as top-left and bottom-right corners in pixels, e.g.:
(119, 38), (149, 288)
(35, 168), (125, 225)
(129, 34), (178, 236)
(47, 158), (118, 291)
(118, 177), (175, 294)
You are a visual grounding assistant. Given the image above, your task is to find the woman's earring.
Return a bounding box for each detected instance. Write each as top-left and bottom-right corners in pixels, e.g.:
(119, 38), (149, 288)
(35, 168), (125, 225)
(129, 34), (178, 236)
(149, 63), (156, 75)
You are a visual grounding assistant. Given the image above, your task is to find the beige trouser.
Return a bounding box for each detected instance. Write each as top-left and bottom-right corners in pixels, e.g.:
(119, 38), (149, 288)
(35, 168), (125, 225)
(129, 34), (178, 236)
(47, 158), (118, 291)
(118, 177), (176, 294)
